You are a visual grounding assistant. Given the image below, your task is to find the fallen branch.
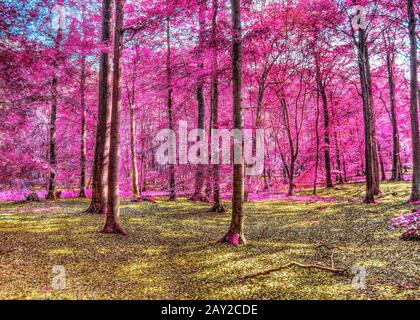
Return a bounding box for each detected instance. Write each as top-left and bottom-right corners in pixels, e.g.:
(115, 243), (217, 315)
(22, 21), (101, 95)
(242, 262), (348, 280)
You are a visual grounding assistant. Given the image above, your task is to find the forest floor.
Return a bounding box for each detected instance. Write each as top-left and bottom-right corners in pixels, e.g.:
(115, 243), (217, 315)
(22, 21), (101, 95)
(0, 181), (418, 300)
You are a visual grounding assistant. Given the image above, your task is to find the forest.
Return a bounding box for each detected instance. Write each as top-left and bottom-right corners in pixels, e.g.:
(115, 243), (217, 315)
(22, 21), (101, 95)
(0, 0), (419, 300)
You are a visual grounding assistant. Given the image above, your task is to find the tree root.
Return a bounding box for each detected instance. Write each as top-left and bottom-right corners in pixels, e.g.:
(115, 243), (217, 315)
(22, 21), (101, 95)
(218, 232), (247, 247)
(100, 223), (128, 235)
(210, 204), (226, 213)
(242, 261), (348, 280)
(83, 204), (103, 214)
(189, 193), (210, 203)
(131, 196), (157, 203)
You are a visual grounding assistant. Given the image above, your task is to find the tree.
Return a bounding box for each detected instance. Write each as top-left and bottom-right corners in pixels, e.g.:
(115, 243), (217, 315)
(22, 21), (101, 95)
(219, 0), (245, 246)
(126, 48), (141, 200)
(101, 0), (127, 235)
(166, 16), (176, 201)
(79, 4), (88, 198)
(46, 0), (64, 200)
(85, 0), (113, 213)
(209, 0), (225, 213)
(407, 0), (420, 202)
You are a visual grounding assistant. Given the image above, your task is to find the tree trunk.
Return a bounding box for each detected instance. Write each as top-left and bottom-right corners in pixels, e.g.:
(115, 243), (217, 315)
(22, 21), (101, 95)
(79, 52), (87, 198)
(191, 1), (206, 201)
(210, 0), (225, 213)
(352, 6), (375, 203)
(47, 76), (58, 199)
(85, 0), (112, 213)
(219, 0), (245, 246)
(365, 45), (380, 195)
(313, 91), (320, 194)
(101, 0), (127, 235)
(378, 143), (387, 181)
(166, 17), (176, 201)
(46, 0), (63, 200)
(386, 52), (403, 181)
(407, 0), (420, 202)
(330, 93), (343, 184)
(128, 81), (140, 199)
(318, 83), (333, 188)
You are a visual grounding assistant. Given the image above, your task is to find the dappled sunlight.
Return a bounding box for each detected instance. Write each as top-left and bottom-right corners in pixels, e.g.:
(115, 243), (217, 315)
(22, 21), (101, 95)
(0, 182), (418, 299)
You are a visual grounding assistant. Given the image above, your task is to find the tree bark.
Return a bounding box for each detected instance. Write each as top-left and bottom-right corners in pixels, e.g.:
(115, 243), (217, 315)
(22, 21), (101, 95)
(219, 0), (245, 246)
(386, 52), (403, 181)
(313, 91), (320, 194)
(378, 143), (386, 181)
(191, 1), (206, 201)
(127, 63), (141, 199)
(101, 0), (127, 235)
(330, 93), (343, 184)
(46, 0), (64, 200)
(79, 51), (87, 197)
(210, 0), (225, 213)
(352, 5), (375, 203)
(318, 81), (333, 188)
(85, 0), (112, 213)
(166, 17), (176, 201)
(407, 0), (420, 202)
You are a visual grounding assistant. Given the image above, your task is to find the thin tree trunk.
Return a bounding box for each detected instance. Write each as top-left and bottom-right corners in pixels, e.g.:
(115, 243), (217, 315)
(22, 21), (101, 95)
(166, 17), (176, 201)
(407, 0), (420, 202)
(210, 0), (225, 213)
(128, 78), (140, 199)
(219, 0), (245, 245)
(191, 1), (206, 201)
(47, 76), (58, 199)
(378, 143), (387, 181)
(386, 52), (403, 181)
(330, 93), (343, 184)
(313, 91), (320, 194)
(46, 0), (64, 200)
(365, 46), (380, 195)
(315, 57), (333, 189)
(352, 5), (375, 203)
(101, 0), (127, 235)
(85, 0), (112, 213)
(79, 52), (87, 197)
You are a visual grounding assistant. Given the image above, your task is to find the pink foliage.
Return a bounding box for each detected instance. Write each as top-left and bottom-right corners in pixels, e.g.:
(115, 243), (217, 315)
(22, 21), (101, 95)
(389, 210), (420, 232)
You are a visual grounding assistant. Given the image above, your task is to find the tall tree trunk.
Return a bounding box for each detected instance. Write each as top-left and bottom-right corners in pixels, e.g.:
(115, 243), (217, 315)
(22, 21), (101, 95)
(315, 59), (333, 188)
(313, 91), (320, 194)
(46, 0), (64, 200)
(191, 1), (206, 201)
(128, 79), (140, 199)
(47, 76), (58, 199)
(219, 0), (245, 245)
(386, 52), (403, 181)
(85, 0), (112, 213)
(352, 5), (375, 203)
(330, 93), (343, 184)
(407, 0), (420, 202)
(101, 0), (127, 235)
(365, 45), (381, 195)
(166, 17), (176, 201)
(79, 53), (87, 197)
(210, 0), (225, 213)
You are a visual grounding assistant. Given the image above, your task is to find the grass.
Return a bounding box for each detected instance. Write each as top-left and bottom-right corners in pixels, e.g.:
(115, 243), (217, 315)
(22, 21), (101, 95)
(0, 181), (418, 300)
